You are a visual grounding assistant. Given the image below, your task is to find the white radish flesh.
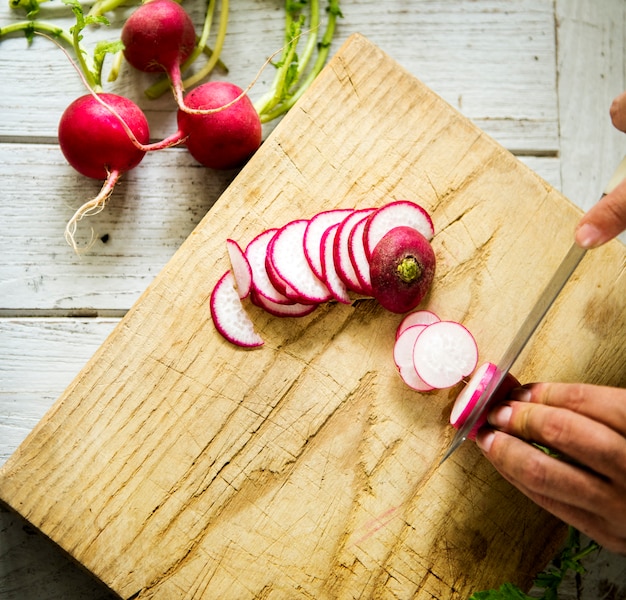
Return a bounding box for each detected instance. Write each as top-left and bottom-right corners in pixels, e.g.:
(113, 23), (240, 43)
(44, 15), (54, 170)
(396, 309), (440, 339)
(304, 208), (354, 280)
(245, 229), (292, 305)
(268, 219), (333, 304)
(226, 238), (252, 299)
(320, 223), (352, 304)
(363, 200), (435, 259)
(412, 321), (478, 389)
(210, 271), (264, 348)
(393, 324), (434, 392)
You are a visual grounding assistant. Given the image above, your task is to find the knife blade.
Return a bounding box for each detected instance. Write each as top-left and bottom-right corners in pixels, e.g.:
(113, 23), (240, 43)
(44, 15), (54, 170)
(439, 155), (626, 465)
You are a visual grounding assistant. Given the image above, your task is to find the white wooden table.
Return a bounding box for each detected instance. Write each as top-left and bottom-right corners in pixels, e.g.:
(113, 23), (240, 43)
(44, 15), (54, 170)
(1, 0), (624, 597)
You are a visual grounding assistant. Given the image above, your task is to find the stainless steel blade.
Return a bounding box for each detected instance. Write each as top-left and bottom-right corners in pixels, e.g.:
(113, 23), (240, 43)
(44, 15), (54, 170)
(439, 242), (587, 464)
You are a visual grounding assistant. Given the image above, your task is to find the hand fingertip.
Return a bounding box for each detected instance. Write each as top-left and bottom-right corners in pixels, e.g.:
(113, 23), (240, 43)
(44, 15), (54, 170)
(476, 429), (495, 453)
(510, 387), (531, 403)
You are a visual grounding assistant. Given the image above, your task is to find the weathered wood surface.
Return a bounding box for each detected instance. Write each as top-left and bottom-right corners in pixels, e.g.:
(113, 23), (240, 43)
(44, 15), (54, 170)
(2, 32), (626, 599)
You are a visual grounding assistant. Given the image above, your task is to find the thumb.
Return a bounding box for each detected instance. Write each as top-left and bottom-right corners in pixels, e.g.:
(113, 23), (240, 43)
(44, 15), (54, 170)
(575, 176), (626, 248)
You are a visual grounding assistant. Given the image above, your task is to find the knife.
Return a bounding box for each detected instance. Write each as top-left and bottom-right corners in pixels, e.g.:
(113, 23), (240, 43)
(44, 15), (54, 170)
(440, 155), (626, 465)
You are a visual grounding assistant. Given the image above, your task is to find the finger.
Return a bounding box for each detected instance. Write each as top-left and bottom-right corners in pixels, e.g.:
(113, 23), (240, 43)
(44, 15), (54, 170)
(610, 90), (626, 132)
(575, 176), (626, 248)
(517, 382), (626, 437)
(488, 400), (626, 482)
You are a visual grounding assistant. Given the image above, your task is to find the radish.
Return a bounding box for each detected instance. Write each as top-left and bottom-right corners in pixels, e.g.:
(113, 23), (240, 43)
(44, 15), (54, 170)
(226, 239), (252, 299)
(267, 219), (333, 304)
(304, 208), (354, 280)
(176, 82), (263, 170)
(320, 223), (352, 304)
(210, 271), (264, 348)
(347, 215), (374, 295)
(250, 290), (318, 318)
(363, 200), (435, 260)
(450, 362), (521, 439)
(412, 321), (478, 389)
(58, 92), (150, 251)
(369, 225), (436, 314)
(393, 324), (435, 392)
(121, 0), (196, 110)
(396, 309), (440, 339)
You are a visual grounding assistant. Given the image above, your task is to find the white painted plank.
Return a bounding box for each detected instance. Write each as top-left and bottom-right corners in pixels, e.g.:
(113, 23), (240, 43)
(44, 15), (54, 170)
(0, 0), (558, 152)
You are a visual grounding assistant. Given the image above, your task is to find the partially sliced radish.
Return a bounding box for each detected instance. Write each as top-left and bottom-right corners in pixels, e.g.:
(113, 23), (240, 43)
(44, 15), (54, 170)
(210, 271), (264, 348)
(363, 200), (434, 260)
(245, 229), (292, 305)
(348, 215), (373, 295)
(412, 320), (478, 389)
(393, 324), (434, 392)
(320, 223), (351, 304)
(267, 219), (333, 304)
(226, 238), (252, 299)
(250, 290), (318, 318)
(396, 309), (440, 339)
(304, 208), (354, 280)
(333, 208), (376, 294)
(450, 362), (521, 440)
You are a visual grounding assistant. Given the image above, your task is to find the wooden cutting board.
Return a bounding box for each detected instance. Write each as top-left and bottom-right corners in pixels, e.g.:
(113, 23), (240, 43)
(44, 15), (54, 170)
(2, 33), (626, 599)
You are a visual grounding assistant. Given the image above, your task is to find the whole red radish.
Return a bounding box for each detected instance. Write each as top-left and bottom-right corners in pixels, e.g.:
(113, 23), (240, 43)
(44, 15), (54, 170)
(177, 81), (262, 170)
(121, 0), (196, 107)
(58, 93), (150, 251)
(369, 225), (436, 313)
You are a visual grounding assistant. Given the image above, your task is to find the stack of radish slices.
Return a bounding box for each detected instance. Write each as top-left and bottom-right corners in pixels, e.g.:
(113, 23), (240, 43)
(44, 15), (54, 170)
(210, 200), (436, 348)
(393, 310), (479, 392)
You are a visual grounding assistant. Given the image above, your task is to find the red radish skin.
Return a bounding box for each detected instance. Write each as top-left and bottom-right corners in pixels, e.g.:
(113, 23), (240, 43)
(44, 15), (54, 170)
(369, 225), (436, 314)
(333, 208), (376, 294)
(226, 239), (252, 299)
(250, 290), (318, 318)
(304, 208), (354, 280)
(348, 216), (374, 295)
(412, 321), (478, 389)
(58, 93), (150, 251)
(450, 362), (521, 439)
(320, 223), (352, 304)
(364, 200), (435, 260)
(177, 82), (262, 170)
(396, 310), (440, 339)
(121, 0), (196, 109)
(393, 324), (435, 392)
(210, 271), (264, 348)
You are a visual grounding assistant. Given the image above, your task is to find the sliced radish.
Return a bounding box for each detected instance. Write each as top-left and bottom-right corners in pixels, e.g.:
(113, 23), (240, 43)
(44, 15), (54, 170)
(412, 320), (478, 389)
(450, 362), (521, 440)
(320, 223), (352, 304)
(226, 239), (252, 299)
(267, 219), (333, 304)
(333, 208), (376, 294)
(245, 229), (292, 305)
(348, 215), (373, 295)
(363, 200), (435, 260)
(396, 309), (440, 339)
(393, 324), (434, 392)
(304, 208), (354, 280)
(210, 271), (264, 348)
(250, 290), (318, 318)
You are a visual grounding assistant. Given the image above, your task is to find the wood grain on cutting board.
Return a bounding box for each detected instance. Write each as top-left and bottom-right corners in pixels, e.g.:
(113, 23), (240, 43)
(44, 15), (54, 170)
(1, 34), (625, 599)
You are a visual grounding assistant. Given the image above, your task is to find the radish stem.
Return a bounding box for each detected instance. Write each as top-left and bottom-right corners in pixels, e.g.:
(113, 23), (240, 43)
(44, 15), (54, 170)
(397, 257), (422, 283)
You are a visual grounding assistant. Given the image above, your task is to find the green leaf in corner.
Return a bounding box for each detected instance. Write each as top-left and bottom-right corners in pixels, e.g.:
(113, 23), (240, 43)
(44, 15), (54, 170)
(468, 582), (533, 600)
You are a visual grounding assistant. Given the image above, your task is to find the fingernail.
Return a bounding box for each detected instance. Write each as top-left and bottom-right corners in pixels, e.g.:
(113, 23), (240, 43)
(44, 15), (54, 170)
(575, 223), (602, 249)
(489, 404), (512, 428)
(476, 430), (495, 452)
(510, 387), (531, 403)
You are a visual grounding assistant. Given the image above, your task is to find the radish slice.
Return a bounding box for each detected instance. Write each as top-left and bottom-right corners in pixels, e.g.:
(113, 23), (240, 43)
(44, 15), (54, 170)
(250, 290), (318, 317)
(363, 200), (435, 260)
(450, 362), (521, 440)
(304, 208), (354, 280)
(348, 216), (373, 295)
(333, 208), (376, 294)
(396, 309), (440, 339)
(210, 271), (264, 348)
(267, 219), (333, 304)
(245, 229), (292, 305)
(321, 223), (352, 304)
(412, 321), (478, 389)
(226, 239), (252, 299)
(393, 324), (435, 392)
